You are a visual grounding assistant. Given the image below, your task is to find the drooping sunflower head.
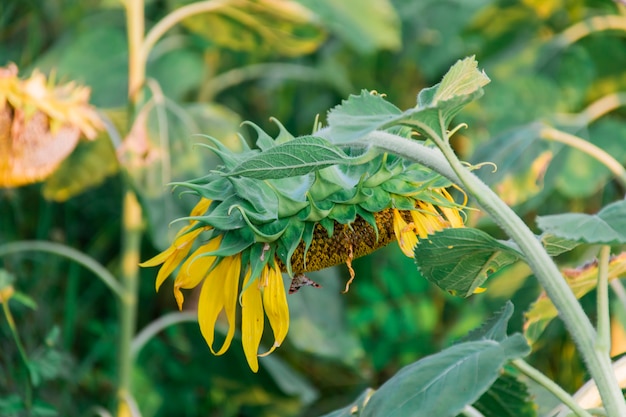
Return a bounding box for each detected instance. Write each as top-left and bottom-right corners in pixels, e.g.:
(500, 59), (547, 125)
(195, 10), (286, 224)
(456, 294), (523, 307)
(141, 119), (465, 371)
(0, 63), (103, 187)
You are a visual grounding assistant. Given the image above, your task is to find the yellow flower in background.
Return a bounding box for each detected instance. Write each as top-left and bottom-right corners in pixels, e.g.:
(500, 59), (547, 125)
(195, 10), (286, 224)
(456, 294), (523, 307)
(141, 121), (466, 372)
(0, 63), (103, 187)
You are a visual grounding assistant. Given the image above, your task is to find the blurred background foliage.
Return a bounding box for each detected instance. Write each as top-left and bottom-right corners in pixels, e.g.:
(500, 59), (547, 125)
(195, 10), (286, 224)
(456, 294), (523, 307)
(1, 0), (626, 416)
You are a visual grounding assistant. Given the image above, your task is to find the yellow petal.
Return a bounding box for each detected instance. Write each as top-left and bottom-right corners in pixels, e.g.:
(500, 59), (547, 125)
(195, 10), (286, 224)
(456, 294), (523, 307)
(191, 198), (212, 217)
(173, 236), (221, 309)
(241, 269), (264, 372)
(260, 263), (289, 357)
(154, 226), (204, 291)
(392, 209), (418, 258)
(139, 245), (175, 268)
(197, 254), (241, 356)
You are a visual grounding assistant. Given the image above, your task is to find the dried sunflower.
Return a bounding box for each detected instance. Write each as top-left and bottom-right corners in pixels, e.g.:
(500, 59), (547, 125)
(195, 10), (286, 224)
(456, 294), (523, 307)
(0, 63), (102, 187)
(141, 119), (464, 372)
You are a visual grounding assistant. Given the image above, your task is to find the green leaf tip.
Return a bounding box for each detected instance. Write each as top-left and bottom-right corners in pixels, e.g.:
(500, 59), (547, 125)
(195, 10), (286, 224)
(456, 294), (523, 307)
(432, 56), (491, 106)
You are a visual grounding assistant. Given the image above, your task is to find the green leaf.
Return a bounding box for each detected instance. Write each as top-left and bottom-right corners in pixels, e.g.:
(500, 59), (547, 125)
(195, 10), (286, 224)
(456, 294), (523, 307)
(473, 373), (537, 417)
(326, 57), (490, 143)
(297, 0), (401, 54)
(225, 136), (358, 179)
(327, 90), (403, 143)
(536, 199), (626, 244)
(359, 337), (529, 417)
(464, 301), (514, 342)
(432, 56), (491, 105)
(540, 234), (580, 256)
(415, 228), (521, 297)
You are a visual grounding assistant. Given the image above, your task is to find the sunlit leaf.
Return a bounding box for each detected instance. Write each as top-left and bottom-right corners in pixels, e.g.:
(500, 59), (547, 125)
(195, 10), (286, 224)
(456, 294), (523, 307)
(327, 56), (490, 143)
(173, 0), (325, 57)
(415, 228), (521, 297)
(536, 199), (626, 244)
(319, 389), (375, 417)
(540, 234), (580, 257)
(525, 252), (626, 343)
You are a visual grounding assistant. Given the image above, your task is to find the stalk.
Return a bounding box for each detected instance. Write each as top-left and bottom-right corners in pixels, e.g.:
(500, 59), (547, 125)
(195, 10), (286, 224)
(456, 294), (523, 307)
(117, 0), (145, 414)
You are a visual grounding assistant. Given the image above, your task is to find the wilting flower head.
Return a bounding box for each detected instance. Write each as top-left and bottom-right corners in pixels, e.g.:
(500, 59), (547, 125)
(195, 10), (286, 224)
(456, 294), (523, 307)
(141, 120), (464, 371)
(0, 63), (102, 187)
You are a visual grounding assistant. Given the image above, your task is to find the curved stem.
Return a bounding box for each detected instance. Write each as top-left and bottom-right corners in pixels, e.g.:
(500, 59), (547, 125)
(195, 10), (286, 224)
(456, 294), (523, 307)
(141, 0), (239, 65)
(2, 299), (33, 410)
(364, 129), (626, 416)
(202, 63), (329, 100)
(554, 15), (626, 48)
(540, 127), (626, 190)
(597, 246), (611, 353)
(131, 311), (197, 358)
(512, 359), (593, 417)
(0, 241), (124, 298)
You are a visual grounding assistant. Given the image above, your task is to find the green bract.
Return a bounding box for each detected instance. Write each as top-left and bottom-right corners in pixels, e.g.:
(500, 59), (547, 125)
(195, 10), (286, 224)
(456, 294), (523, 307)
(174, 117), (460, 280)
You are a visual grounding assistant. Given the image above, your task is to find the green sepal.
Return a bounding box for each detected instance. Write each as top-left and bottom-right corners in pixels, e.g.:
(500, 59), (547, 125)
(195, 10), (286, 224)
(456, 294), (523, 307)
(276, 218), (306, 276)
(240, 243), (273, 295)
(175, 176), (234, 201)
(233, 207), (288, 242)
(362, 154), (403, 188)
(203, 229), (254, 257)
(308, 166), (351, 201)
(242, 121), (276, 151)
(229, 177), (279, 221)
(319, 217), (335, 238)
(200, 196), (246, 230)
(271, 117), (297, 144)
(303, 194), (335, 222)
(392, 195), (417, 211)
(328, 204), (357, 224)
(359, 187), (391, 212)
(194, 136), (246, 170)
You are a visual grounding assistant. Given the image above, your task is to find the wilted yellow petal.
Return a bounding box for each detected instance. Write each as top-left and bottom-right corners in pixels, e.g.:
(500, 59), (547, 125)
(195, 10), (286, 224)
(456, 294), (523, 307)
(151, 226), (204, 291)
(260, 262), (289, 357)
(241, 269), (264, 373)
(198, 254), (241, 355)
(139, 245), (175, 268)
(392, 209), (418, 258)
(174, 236), (222, 309)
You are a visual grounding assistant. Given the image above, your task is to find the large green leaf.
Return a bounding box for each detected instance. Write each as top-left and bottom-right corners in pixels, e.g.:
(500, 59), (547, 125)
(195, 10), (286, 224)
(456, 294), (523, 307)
(536, 199), (626, 244)
(297, 0), (400, 54)
(415, 228), (521, 297)
(359, 337), (529, 417)
(224, 136), (358, 179)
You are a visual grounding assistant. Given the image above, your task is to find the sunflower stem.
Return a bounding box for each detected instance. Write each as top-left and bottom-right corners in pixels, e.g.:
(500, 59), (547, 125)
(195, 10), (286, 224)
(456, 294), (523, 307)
(597, 246), (611, 353)
(364, 129), (626, 416)
(512, 359), (593, 417)
(1, 297), (33, 411)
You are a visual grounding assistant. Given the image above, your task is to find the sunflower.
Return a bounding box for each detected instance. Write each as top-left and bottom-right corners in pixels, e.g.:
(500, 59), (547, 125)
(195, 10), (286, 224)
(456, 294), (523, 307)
(141, 120), (464, 372)
(0, 63), (102, 187)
